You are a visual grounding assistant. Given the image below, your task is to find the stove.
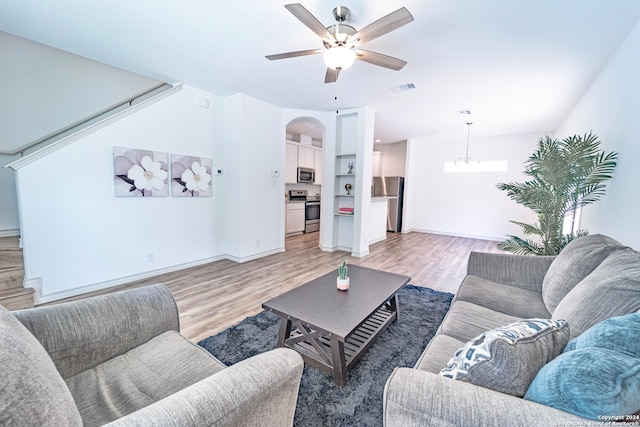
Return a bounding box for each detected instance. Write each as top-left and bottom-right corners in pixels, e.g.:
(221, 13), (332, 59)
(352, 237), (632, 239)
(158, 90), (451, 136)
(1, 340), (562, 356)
(288, 189), (308, 202)
(288, 190), (321, 233)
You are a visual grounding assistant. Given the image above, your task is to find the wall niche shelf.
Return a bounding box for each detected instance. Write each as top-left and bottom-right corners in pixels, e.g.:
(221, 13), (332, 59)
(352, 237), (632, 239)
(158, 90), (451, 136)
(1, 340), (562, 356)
(334, 152), (355, 219)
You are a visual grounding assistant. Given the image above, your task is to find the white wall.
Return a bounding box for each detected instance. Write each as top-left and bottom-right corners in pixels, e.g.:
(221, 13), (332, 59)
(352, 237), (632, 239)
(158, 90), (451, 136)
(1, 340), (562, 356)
(405, 132), (539, 241)
(554, 21), (640, 249)
(0, 32), (163, 155)
(0, 154), (20, 235)
(15, 85), (224, 301)
(373, 141), (407, 177)
(222, 94), (284, 261)
(10, 86), (334, 302)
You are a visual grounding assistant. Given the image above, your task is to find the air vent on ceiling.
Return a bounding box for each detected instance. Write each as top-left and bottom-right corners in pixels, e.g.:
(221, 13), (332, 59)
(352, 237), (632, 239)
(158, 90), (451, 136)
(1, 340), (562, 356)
(390, 83), (416, 93)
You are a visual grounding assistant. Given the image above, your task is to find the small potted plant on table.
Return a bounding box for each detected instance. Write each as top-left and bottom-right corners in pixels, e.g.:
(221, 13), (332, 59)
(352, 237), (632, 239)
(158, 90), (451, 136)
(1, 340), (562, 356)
(337, 261), (349, 291)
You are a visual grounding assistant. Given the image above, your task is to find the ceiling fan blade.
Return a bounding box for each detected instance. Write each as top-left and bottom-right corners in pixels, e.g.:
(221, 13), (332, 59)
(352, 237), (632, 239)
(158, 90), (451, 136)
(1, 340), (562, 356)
(348, 7), (414, 45)
(265, 49), (321, 60)
(285, 3), (333, 41)
(355, 49), (407, 71)
(325, 68), (339, 83)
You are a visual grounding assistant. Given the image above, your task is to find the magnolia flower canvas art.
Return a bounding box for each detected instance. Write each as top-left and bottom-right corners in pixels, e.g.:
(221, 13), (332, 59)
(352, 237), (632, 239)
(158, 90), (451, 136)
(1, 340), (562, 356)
(171, 154), (212, 197)
(113, 147), (169, 197)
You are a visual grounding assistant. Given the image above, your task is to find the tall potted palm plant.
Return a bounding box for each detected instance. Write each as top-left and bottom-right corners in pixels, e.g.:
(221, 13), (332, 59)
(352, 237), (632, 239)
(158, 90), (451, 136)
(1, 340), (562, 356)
(496, 132), (617, 255)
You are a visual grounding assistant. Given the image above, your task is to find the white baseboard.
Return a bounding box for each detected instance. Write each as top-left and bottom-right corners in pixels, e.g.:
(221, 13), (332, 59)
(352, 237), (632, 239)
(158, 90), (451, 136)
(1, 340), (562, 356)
(33, 247), (287, 304)
(35, 254), (226, 304)
(407, 227), (502, 242)
(368, 235), (387, 245)
(350, 249), (370, 258)
(224, 247), (285, 263)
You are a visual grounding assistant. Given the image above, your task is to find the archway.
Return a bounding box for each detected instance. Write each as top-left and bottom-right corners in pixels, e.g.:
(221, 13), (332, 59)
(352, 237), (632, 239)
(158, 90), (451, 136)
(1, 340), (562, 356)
(284, 117), (326, 243)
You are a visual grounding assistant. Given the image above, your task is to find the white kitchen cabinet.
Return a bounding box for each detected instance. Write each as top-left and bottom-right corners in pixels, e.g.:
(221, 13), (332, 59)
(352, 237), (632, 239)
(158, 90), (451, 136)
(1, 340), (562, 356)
(285, 202), (305, 234)
(298, 146), (315, 169)
(285, 142), (298, 184)
(286, 141), (323, 184)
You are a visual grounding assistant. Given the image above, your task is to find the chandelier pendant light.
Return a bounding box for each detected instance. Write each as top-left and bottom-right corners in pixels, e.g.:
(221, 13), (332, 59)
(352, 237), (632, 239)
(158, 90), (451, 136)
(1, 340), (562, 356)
(454, 122), (480, 165)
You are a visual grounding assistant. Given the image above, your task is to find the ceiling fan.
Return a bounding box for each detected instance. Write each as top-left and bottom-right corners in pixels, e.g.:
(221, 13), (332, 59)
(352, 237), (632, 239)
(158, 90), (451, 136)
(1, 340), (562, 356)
(266, 3), (414, 83)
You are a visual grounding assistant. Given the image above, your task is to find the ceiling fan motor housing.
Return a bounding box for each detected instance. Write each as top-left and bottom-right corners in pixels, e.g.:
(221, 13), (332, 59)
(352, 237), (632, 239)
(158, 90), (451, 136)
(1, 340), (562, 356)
(323, 24), (356, 48)
(333, 6), (350, 22)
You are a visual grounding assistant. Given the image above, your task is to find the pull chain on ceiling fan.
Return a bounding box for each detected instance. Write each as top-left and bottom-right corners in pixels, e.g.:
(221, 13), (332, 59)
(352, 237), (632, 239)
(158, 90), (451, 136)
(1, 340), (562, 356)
(266, 3), (414, 83)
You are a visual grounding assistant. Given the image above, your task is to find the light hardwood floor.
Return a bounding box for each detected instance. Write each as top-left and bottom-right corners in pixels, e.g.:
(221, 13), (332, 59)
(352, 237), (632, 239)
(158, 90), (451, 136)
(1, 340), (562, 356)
(53, 232), (503, 343)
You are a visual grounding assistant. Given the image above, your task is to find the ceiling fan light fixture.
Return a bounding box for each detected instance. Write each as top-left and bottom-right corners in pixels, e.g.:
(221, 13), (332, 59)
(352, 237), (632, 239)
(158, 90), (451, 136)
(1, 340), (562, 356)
(323, 45), (356, 70)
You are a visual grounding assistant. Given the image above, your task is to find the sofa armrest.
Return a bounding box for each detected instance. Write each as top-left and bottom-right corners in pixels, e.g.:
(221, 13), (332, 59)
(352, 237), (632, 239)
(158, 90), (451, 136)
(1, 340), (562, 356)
(12, 284), (179, 379)
(384, 368), (589, 427)
(466, 252), (555, 292)
(107, 348), (304, 427)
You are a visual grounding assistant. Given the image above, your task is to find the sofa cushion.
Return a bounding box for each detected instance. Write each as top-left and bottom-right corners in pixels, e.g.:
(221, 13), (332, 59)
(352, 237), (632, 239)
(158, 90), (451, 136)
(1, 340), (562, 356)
(0, 305), (82, 426)
(456, 275), (551, 318)
(525, 313), (640, 420)
(542, 234), (623, 313)
(552, 248), (640, 340)
(66, 330), (226, 426)
(439, 301), (521, 342)
(440, 319), (570, 397)
(414, 333), (466, 373)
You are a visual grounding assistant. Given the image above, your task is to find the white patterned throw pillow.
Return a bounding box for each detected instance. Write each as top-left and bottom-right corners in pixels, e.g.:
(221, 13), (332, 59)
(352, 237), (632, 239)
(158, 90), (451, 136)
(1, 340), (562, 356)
(440, 319), (569, 397)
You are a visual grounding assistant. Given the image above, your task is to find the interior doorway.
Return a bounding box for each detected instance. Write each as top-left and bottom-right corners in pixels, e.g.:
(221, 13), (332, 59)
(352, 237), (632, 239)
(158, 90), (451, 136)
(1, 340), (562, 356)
(284, 117), (325, 245)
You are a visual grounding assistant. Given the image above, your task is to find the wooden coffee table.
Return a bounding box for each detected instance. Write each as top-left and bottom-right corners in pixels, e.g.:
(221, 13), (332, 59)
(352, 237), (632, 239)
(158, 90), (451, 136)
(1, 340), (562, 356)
(262, 265), (410, 387)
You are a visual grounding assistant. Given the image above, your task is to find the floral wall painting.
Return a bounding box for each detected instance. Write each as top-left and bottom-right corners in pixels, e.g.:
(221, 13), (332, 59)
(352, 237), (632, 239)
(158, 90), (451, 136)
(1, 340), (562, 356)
(113, 147), (169, 197)
(171, 154), (212, 197)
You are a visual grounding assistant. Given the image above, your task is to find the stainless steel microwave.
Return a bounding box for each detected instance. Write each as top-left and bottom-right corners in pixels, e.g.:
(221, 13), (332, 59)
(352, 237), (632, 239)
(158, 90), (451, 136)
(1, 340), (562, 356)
(297, 167), (315, 183)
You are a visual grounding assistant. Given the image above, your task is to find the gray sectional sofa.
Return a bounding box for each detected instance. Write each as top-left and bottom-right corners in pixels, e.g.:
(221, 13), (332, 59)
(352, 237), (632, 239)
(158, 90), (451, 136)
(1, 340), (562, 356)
(1, 284), (304, 426)
(384, 234), (640, 426)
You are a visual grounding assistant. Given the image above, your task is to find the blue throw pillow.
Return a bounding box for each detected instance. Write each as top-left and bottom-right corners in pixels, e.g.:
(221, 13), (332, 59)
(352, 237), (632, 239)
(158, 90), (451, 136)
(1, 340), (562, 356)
(564, 312), (640, 357)
(525, 313), (640, 420)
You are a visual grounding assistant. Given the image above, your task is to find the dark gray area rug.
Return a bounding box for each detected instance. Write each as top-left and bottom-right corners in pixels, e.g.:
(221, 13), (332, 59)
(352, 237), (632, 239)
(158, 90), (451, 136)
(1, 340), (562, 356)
(198, 285), (453, 427)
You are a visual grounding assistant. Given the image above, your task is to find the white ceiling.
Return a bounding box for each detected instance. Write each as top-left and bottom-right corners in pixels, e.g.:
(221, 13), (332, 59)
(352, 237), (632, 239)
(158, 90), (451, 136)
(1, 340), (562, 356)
(2, 1), (640, 143)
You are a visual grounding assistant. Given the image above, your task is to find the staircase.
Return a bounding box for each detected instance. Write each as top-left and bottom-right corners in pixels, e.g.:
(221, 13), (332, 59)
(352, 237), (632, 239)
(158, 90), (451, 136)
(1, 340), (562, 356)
(0, 237), (35, 310)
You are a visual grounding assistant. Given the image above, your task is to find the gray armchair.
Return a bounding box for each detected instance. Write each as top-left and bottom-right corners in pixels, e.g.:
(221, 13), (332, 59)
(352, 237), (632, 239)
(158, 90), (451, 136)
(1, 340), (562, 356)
(0, 284), (303, 426)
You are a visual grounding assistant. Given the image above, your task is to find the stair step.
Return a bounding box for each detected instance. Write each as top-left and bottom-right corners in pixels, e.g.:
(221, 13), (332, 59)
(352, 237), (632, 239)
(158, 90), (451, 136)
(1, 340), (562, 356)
(0, 237), (31, 309)
(0, 248), (24, 269)
(0, 236), (20, 249)
(0, 267), (25, 290)
(0, 287), (35, 310)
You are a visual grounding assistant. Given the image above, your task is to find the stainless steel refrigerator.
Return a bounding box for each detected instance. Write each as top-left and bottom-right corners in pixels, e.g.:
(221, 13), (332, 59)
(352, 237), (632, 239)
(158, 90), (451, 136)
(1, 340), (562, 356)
(372, 176), (404, 232)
